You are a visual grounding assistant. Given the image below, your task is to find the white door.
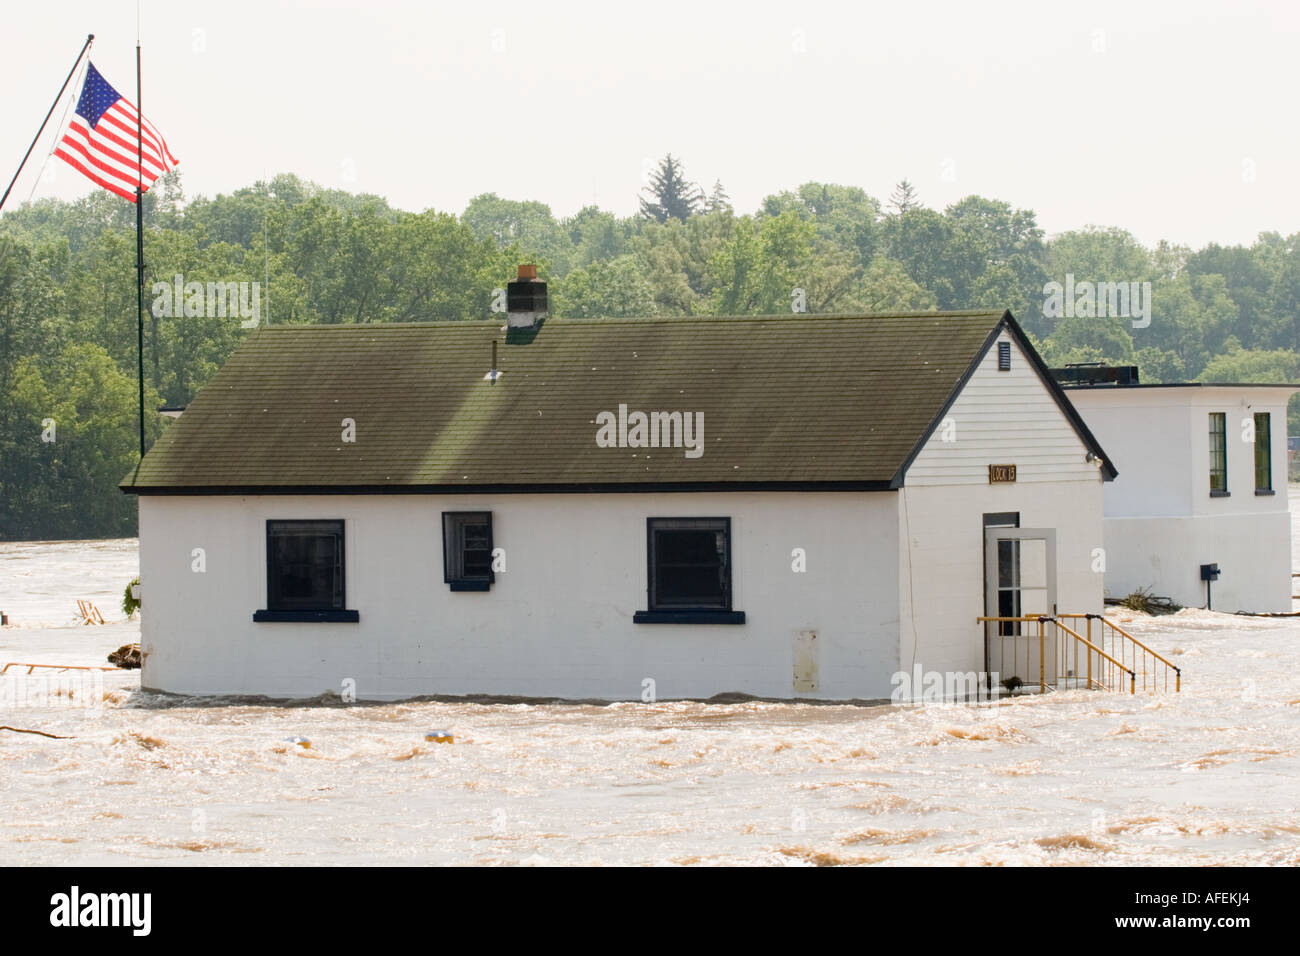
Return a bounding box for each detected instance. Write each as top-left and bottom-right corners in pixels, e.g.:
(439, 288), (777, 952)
(984, 528), (1056, 690)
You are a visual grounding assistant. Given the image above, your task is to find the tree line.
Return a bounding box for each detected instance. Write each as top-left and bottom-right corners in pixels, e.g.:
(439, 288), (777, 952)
(2, 155), (1299, 540)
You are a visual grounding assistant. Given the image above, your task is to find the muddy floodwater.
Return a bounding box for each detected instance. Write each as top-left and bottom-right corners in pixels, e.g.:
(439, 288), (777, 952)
(1, 502), (1298, 866)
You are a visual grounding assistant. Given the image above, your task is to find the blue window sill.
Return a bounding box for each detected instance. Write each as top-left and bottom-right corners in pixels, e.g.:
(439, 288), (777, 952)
(1210, 490), (1230, 498)
(634, 610), (746, 625)
(253, 609), (359, 623)
(448, 580), (492, 592)
(1255, 488), (1275, 496)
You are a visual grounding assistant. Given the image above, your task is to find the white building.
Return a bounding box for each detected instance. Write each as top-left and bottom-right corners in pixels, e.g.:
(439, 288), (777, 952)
(123, 283), (1117, 702)
(1061, 375), (1297, 613)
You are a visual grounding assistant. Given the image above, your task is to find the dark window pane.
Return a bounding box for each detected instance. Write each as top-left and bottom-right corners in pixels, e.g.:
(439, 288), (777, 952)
(267, 521), (343, 610)
(1209, 413), (1227, 492)
(463, 520), (492, 577)
(997, 588), (1021, 636)
(997, 539), (1019, 589)
(1255, 413), (1271, 491)
(443, 512), (494, 586)
(649, 519), (730, 610)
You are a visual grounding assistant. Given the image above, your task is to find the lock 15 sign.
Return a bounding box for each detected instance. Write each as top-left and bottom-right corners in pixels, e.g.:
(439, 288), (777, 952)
(988, 464), (1017, 483)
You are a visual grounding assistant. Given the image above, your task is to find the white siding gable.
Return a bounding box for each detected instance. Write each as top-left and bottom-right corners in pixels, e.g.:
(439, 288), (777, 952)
(905, 333), (1098, 486)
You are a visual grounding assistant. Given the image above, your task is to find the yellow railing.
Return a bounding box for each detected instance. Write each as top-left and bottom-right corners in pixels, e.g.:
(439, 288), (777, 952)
(977, 615), (1138, 694)
(0, 661), (116, 675)
(1056, 613), (1181, 693)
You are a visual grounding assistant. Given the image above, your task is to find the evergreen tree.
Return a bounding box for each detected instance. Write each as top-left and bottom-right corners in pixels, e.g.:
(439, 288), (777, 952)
(705, 179), (731, 213)
(889, 179), (920, 215)
(639, 154), (702, 223)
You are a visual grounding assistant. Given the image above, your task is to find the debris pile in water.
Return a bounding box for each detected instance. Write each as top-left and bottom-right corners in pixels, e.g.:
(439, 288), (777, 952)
(107, 643), (141, 669)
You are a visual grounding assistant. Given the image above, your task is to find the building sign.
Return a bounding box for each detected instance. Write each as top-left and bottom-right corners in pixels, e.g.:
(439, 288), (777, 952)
(988, 464), (1017, 483)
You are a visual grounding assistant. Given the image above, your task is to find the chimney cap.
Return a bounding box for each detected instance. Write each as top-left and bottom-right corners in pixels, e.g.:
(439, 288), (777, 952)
(517, 264), (538, 281)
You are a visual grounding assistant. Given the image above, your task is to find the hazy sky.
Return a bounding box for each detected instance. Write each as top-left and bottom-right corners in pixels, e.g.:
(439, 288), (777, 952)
(4, 0), (1297, 248)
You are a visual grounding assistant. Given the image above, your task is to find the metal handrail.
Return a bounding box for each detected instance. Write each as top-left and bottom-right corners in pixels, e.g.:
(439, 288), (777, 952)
(0, 662), (116, 675)
(1056, 612), (1181, 693)
(977, 614), (1049, 693)
(977, 615), (1138, 695)
(1051, 618), (1135, 694)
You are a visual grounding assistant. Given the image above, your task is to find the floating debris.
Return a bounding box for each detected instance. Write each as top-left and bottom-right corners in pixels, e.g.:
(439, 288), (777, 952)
(76, 600), (105, 625)
(1106, 587), (1180, 615)
(424, 730), (454, 744)
(284, 736), (311, 750)
(107, 643), (142, 669)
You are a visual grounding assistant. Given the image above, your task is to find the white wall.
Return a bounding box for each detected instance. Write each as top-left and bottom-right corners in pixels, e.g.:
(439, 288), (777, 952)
(907, 332), (1100, 487)
(898, 475), (1106, 684)
(137, 491), (901, 701)
(1103, 513), (1290, 612)
(1061, 394), (1192, 515)
(900, 330), (1106, 682)
(1068, 386), (1293, 518)
(1067, 386), (1295, 611)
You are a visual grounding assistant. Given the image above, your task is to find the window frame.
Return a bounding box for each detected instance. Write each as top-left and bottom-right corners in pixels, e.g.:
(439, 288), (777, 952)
(1254, 411), (1273, 494)
(1209, 412), (1229, 497)
(254, 518), (358, 623)
(442, 511), (495, 592)
(634, 517), (745, 624)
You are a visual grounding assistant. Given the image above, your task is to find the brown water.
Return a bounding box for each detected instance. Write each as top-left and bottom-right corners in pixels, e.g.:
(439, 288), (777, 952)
(1, 515), (1298, 866)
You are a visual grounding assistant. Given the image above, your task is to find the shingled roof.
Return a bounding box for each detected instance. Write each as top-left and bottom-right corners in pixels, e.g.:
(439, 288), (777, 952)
(122, 310), (1097, 493)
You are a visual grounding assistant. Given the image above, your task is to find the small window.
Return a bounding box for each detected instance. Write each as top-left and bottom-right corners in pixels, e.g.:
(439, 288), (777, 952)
(1209, 413), (1228, 496)
(635, 518), (744, 624)
(997, 341), (1011, 371)
(443, 512), (494, 591)
(1255, 412), (1272, 493)
(255, 519), (357, 622)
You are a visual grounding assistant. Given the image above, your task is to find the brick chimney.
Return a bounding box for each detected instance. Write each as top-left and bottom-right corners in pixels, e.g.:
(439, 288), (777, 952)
(507, 264), (548, 328)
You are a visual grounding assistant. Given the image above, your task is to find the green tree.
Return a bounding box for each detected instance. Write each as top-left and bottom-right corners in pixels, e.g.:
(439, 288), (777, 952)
(760, 182), (882, 267)
(709, 212), (819, 314)
(639, 154), (702, 224)
(888, 179), (920, 215)
(840, 257), (937, 313)
(2, 343), (163, 539)
(704, 180), (731, 213)
(463, 193), (568, 265)
(556, 256), (657, 318)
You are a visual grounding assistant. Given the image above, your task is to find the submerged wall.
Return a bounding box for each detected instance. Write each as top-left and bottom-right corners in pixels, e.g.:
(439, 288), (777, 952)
(137, 491), (900, 701)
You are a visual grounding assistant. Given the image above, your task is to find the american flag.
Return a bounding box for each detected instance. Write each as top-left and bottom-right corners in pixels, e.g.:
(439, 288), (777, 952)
(53, 62), (178, 203)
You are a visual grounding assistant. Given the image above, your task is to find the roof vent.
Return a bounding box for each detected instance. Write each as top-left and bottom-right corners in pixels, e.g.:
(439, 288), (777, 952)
(507, 264), (547, 329)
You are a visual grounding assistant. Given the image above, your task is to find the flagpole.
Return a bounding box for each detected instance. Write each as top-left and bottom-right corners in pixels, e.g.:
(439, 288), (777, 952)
(135, 43), (146, 459)
(0, 34), (93, 214)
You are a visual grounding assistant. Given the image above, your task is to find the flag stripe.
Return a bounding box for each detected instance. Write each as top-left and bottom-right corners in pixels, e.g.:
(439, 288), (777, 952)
(101, 103), (172, 168)
(59, 119), (156, 194)
(53, 138), (140, 199)
(109, 100), (178, 167)
(81, 113), (169, 178)
(51, 147), (138, 201)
